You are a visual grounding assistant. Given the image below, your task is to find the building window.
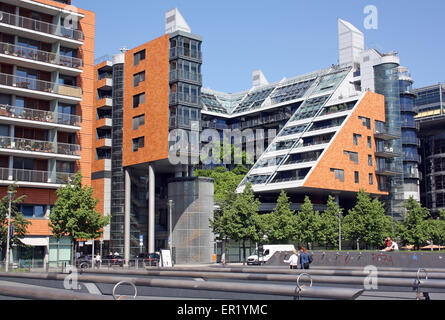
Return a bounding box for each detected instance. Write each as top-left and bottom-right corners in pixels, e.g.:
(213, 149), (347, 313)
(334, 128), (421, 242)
(331, 168), (344, 182)
(132, 136), (145, 152)
(134, 49), (146, 66)
(20, 205), (46, 218)
(355, 171), (360, 184)
(359, 116), (371, 129)
(133, 71), (145, 87)
(132, 114), (145, 130)
(133, 93), (145, 108)
(353, 134), (362, 146)
(344, 151), (359, 164)
(368, 136), (372, 148)
(369, 173), (374, 185)
(368, 155), (373, 166)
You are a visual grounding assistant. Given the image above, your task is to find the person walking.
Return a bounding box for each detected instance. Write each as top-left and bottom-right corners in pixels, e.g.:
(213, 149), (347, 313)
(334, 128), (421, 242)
(284, 249), (300, 270)
(299, 247), (310, 270)
(95, 253), (101, 269)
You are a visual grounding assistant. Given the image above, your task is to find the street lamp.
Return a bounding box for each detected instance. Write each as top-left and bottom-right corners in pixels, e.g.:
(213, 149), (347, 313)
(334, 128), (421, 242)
(168, 200), (174, 253)
(337, 211), (342, 251)
(5, 190), (16, 272)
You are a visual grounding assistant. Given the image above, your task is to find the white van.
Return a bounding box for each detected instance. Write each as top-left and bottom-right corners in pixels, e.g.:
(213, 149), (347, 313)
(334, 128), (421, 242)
(247, 244), (296, 265)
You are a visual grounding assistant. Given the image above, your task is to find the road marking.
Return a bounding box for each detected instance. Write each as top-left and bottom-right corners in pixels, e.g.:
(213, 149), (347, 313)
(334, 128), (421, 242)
(82, 282), (102, 295)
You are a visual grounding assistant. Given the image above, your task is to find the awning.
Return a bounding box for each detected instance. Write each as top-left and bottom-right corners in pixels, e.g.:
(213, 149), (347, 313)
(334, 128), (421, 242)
(20, 237), (49, 247)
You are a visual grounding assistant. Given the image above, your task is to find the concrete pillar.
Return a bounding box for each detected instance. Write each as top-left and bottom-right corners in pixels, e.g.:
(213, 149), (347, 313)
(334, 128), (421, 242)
(148, 164), (155, 253)
(124, 168), (131, 264)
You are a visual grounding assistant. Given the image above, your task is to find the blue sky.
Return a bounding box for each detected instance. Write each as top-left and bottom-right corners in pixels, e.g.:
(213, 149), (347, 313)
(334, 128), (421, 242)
(74, 0), (445, 93)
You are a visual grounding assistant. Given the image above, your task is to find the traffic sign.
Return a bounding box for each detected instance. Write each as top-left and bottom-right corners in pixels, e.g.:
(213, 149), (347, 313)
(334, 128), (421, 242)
(9, 225), (14, 236)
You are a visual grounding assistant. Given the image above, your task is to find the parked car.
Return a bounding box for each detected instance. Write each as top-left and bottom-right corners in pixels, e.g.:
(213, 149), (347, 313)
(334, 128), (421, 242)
(76, 255), (93, 269)
(130, 253), (160, 267)
(102, 254), (125, 267)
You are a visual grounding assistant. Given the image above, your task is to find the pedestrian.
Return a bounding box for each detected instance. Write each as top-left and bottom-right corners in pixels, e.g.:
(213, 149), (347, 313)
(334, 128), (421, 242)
(299, 246), (310, 270)
(283, 249), (299, 270)
(95, 253), (101, 269)
(381, 237), (399, 252)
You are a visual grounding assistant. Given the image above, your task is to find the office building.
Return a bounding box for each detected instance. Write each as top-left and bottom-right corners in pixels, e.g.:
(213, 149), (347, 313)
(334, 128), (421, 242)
(414, 83), (445, 216)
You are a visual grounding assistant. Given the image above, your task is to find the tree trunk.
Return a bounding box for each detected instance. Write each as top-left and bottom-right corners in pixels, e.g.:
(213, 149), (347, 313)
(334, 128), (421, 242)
(242, 239), (246, 266)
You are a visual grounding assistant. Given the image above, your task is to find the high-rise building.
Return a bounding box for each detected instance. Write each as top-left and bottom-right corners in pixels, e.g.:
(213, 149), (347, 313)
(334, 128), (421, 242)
(414, 83), (445, 216)
(0, 0), (94, 265)
(90, 12), (420, 263)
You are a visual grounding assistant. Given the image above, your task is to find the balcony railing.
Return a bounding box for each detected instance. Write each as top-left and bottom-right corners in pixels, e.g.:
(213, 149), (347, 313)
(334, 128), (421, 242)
(169, 47), (202, 60)
(0, 42), (82, 69)
(169, 93), (200, 106)
(0, 11), (84, 42)
(0, 73), (82, 98)
(0, 167), (75, 184)
(0, 104), (81, 127)
(0, 136), (80, 156)
(402, 136), (420, 146)
(169, 70), (202, 83)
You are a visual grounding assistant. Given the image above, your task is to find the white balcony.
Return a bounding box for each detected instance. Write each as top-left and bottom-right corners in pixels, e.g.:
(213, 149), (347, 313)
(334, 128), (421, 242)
(0, 104), (81, 132)
(0, 10), (84, 48)
(0, 167), (74, 189)
(0, 42), (82, 76)
(0, 72), (82, 104)
(0, 136), (80, 160)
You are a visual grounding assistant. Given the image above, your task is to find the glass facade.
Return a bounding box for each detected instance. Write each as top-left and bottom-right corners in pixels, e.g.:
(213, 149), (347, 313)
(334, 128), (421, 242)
(374, 63), (405, 219)
(110, 62), (125, 254)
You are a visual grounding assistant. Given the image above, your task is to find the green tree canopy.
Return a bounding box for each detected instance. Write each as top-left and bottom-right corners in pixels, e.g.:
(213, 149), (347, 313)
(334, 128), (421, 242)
(264, 190), (296, 243)
(220, 183), (262, 264)
(396, 197), (437, 249)
(292, 196), (321, 247)
(343, 190), (393, 249)
(0, 184), (31, 258)
(49, 172), (110, 257)
(318, 195), (343, 249)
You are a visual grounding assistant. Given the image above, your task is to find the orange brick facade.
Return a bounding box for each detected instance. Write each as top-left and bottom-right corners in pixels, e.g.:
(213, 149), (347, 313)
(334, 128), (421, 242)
(122, 35), (170, 167)
(304, 91), (388, 196)
(0, 0), (95, 237)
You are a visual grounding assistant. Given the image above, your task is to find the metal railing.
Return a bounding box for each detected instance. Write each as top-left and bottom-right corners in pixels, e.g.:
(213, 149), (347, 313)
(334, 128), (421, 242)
(0, 11), (84, 42)
(0, 104), (81, 127)
(169, 47), (202, 60)
(0, 136), (80, 156)
(0, 73), (82, 99)
(0, 168), (74, 184)
(169, 92), (200, 106)
(169, 70), (202, 83)
(0, 42), (82, 69)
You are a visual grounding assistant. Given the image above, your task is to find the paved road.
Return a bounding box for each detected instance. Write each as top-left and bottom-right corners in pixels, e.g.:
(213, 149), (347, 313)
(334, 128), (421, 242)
(1, 268), (444, 300)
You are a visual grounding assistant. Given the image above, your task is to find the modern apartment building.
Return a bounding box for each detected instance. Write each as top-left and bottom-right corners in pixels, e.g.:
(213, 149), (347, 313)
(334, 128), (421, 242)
(0, 0), (94, 266)
(414, 83), (445, 216)
(88, 10), (421, 264)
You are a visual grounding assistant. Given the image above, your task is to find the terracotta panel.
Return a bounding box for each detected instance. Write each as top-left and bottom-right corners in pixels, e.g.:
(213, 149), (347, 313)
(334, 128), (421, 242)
(304, 91), (388, 196)
(122, 35), (170, 167)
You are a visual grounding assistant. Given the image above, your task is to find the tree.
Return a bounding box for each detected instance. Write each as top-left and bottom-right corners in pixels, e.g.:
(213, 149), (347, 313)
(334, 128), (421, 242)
(220, 183), (262, 265)
(49, 172), (110, 263)
(396, 197), (431, 250)
(292, 196), (321, 248)
(343, 190), (393, 250)
(318, 196), (343, 249)
(264, 190), (296, 243)
(0, 184), (31, 261)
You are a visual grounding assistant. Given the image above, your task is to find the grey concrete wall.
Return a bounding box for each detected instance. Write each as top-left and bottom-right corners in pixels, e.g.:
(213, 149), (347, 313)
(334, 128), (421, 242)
(168, 177), (215, 264)
(268, 251), (445, 269)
